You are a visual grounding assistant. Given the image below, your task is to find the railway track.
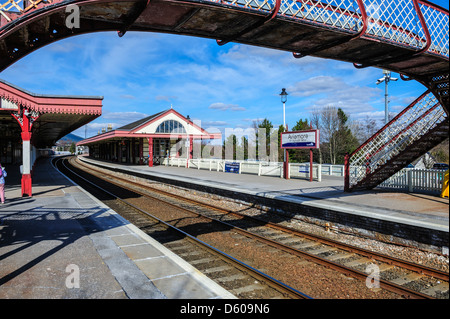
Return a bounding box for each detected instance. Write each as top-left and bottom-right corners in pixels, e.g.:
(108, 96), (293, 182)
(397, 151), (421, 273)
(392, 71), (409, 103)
(61, 156), (449, 298)
(55, 156), (310, 299)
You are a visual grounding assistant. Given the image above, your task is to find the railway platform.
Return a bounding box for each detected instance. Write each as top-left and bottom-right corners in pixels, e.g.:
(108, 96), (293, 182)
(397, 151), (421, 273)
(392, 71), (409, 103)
(78, 156), (449, 253)
(0, 158), (235, 299)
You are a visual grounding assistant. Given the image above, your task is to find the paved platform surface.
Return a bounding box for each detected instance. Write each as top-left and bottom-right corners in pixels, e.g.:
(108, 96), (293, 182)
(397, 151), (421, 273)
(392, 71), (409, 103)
(0, 158), (235, 299)
(79, 157), (449, 234)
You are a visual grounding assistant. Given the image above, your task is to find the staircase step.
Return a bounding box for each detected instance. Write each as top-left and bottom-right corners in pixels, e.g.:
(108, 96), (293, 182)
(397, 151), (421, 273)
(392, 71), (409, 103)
(351, 115), (448, 191)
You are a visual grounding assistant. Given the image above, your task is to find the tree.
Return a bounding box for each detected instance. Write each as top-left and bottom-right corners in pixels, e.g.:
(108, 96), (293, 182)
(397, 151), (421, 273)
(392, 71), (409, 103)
(69, 142), (76, 154)
(223, 134), (237, 160)
(310, 108), (323, 164)
(333, 108), (359, 164)
(288, 118), (310, 163)
(352, 115), (381, 143)
(309, 106), (359, 164)
(253, 118), (277, 161)
(277, 124), (285, 162)
(430, 139), (449, 164)
(320, 106), (339, 164)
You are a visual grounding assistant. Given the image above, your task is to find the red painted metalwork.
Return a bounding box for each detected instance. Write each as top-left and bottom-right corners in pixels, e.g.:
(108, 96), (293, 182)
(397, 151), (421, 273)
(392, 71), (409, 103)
(353, 0), (431, 69)
(362, 102), (440, 166)
(77, 110), (221, 147)
(418, 0), (448, 14)
(0, 79), (102, 196)
(413, 0), (431, 54)
(9, 109), (38, 196)
(216, 0), (281, 46)
(344, 153), (350, 192)
(348, 90), (431, 159)
(0, 81), (103, 116)
(344, 89), (447, 191)
(147, 137), (153, 167)
(293, 0), (368, 59)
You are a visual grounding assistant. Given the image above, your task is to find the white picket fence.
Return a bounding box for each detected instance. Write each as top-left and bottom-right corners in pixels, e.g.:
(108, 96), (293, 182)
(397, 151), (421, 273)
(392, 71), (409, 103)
(378, 168), (446, 194)
(162, 157), (445, 194)
(164, 158), (325, 182)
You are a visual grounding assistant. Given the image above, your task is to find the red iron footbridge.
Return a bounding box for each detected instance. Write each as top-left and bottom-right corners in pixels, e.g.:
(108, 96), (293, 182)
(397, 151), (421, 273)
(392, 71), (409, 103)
(1, 0), (448, 191)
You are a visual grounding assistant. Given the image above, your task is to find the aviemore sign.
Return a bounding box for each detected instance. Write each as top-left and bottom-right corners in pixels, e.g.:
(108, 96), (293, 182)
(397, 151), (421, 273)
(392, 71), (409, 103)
(281, 129), (320, 149)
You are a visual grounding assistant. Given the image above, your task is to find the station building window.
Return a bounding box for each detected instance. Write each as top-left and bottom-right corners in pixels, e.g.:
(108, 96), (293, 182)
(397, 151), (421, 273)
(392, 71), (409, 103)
(155, 120), (186, 134)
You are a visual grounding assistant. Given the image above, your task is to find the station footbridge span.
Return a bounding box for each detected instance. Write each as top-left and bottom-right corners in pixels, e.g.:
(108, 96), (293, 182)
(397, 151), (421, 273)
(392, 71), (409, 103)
(0, 0), (448, 193)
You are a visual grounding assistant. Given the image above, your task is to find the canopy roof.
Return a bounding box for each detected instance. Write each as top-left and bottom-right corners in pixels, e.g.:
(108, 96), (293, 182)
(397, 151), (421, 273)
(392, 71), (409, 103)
(0, 79), (102, 148)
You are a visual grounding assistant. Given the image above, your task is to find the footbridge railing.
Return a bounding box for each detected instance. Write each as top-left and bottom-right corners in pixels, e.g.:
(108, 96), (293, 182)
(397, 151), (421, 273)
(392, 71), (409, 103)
(1, 0), (448, 58)
(344, 90), (447, 191)
(202, 0), (449, 57)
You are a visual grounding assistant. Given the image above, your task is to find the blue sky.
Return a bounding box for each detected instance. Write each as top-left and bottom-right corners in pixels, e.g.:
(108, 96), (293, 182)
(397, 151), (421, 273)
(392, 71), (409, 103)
(1, 0), (448, 140)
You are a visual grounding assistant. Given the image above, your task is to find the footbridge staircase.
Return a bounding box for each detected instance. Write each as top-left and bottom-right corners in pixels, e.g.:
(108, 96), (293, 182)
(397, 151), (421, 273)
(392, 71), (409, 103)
(344, 90), (448, 191)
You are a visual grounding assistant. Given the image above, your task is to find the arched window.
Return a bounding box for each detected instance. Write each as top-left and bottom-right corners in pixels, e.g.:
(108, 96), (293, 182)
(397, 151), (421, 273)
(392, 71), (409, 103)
(155, 120), (186, 133)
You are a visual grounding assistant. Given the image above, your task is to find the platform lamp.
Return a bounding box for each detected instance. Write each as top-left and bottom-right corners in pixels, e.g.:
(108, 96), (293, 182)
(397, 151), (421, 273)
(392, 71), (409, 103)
(376, 70), (398, 124)
(280, 88), (288, 131)
(186, 115), (191, 166)
(280, 88), (288, 178)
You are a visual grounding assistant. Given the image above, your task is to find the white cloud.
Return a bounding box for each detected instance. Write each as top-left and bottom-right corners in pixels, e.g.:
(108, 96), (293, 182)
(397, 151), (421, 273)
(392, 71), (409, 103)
(120, 94), (136, 100)
(209, 102), (246, 111)
(101, 111), (149, 127)
(288, 76), (344, 97)
(289, 75), (381, 115)
(156, 95), (177, 102)
(201, 120), (229, 126)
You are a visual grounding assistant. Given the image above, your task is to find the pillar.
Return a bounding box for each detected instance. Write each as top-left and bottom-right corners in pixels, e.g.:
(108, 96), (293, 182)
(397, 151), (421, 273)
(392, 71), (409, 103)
(12, 109), (36, 197)
(139, 138), (143, 165)
(21, 135), (32, 196)
(148, 137), (153, 167)
(284, 149), (289, 179)
(344, 153), (350, 192)
(118, 141), (122, 162)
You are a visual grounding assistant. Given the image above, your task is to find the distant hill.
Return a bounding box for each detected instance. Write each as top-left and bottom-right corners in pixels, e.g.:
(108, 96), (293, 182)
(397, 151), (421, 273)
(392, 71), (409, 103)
(57, 133), (84, 144)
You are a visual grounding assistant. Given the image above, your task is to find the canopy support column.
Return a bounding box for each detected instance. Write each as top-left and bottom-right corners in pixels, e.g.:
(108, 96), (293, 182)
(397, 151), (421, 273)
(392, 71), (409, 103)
(11, 108), (39, 197)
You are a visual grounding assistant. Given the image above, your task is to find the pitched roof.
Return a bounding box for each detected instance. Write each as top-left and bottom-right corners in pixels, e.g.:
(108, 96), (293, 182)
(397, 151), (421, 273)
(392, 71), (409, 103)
(116, 110), (168, 131)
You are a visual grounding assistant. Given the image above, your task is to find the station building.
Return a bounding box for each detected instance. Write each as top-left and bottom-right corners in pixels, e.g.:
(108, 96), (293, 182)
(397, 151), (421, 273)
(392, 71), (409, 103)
(0, 79), (102, 196)
(77, 108), (222, 166)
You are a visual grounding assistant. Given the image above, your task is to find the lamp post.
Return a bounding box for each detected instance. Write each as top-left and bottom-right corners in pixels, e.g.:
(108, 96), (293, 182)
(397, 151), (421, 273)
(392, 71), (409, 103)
(376, 70), (398, 124)
(186, 115), (192, 167)
(280, 88), (288, 178)
(280, 88), (288, 131)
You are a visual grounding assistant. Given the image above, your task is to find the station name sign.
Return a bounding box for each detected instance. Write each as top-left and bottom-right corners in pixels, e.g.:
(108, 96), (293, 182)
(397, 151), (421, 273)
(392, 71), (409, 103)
(281, 129), (320, 149)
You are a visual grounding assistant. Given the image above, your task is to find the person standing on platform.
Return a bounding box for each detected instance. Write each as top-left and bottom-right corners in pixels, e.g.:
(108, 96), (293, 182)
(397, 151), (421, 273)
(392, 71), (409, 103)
(0, 163), (7, 204)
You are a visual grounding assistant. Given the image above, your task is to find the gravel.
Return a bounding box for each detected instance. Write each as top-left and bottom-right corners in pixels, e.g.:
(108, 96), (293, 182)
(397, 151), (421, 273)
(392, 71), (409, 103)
(78, 161), (449, 298)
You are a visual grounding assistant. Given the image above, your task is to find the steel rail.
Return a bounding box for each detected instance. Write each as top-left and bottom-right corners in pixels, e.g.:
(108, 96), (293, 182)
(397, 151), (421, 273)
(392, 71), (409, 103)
(75, 156), (449, 283)
(58, 156), (311, 299)
(72, 157), (444, 299)
(160, 188), (450, 283)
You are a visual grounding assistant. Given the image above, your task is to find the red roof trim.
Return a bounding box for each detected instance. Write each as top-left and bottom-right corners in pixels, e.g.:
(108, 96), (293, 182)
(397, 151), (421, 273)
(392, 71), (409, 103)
(0, 80), (103, 115)
(130, 108), (213, 136)
(77, 129), (222, 146)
